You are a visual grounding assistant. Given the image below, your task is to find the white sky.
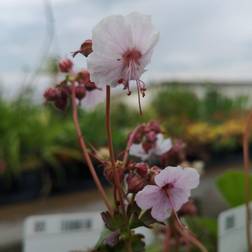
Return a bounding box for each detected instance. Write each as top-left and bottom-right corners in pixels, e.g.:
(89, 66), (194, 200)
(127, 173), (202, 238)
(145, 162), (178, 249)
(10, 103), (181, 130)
(1, 0), (252, 96)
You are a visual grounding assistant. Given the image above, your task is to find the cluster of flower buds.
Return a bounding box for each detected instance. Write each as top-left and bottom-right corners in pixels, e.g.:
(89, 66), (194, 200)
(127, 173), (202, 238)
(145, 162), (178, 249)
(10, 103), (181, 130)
(43, 84), (70, 111)
(131, 121), (161, 144)
(126, 162), (149, 193)
(43, 58), (99, 111)
(129, 121), (172, 161)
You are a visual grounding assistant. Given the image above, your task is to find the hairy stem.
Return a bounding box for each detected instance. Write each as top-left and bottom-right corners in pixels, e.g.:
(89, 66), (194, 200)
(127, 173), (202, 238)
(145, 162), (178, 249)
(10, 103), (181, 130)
(122, 124), (144, 169)
(165, 190), (207, 252)
(105, 85), (125, 212)
(71, 82), (113, 215)
(163, 226), (171, 252)
(243, 111), (252, 252)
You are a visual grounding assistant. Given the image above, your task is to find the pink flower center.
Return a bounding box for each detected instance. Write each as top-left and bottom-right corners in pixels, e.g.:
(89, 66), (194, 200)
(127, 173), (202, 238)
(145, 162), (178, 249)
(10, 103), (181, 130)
(122, 48), (142, 66)
(118, 48), (146, 115)
(162, 183), (174, 196)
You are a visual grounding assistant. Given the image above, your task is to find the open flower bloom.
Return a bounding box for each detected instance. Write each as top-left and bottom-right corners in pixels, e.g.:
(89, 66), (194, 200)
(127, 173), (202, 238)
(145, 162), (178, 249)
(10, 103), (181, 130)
(87, 12), (159, 100)
(129, 133), (172, 161)
(135, 166), (200, 222)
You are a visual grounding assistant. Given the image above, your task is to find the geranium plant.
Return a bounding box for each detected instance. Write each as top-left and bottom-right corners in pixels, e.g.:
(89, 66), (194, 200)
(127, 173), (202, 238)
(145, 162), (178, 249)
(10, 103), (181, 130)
(44, 12), (207, 252)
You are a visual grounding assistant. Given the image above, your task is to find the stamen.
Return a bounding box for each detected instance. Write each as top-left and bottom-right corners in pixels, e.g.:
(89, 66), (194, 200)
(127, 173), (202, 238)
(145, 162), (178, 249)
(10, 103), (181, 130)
(136, 80), (143, 115)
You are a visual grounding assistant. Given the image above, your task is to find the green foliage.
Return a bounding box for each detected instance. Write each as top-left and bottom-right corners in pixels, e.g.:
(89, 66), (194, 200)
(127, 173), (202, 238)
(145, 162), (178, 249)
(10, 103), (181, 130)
(152, 86), (200, 121)
(200, 87), (248, 123)
(186, 217), (217, 252)
(151, 85), (248, 125)
(216, 170), (251, 207)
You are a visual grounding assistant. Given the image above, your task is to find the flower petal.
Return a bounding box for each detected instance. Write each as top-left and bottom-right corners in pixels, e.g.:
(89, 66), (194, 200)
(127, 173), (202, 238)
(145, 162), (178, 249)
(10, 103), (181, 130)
(135, 185), (162, 210)
(92, 15), (131, 55)
(129, 143), (150, 161)
(169, 188), (190, 211)
(125, 12), (159, 55)
(87, 53), (123, 87)
(154, 134), (172, 155)
(174, 167), (200, 190)
(150, 190), (171, 222)
(154, 166), (184, 187)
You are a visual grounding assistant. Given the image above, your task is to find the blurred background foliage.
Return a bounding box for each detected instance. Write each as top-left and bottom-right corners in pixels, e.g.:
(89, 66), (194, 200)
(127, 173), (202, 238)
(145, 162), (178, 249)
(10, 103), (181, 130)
(0, 83), (248, 195)
(0, 84), (248, 179)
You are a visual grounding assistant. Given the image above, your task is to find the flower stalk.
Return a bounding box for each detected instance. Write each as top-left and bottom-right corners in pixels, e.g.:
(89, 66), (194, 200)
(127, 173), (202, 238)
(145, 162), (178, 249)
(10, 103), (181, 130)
(71, 81), (113, 215)
(122, 124), (144, 169)
(105, 85), (125, 213)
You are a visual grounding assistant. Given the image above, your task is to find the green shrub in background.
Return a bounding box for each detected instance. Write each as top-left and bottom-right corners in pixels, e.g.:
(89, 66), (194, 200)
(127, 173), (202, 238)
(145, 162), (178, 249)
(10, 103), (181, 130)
(152, 85), (248, 125)
(200, 87), (248, 123)
(152, 85), (200, 121)
(216, 170), (252, 207)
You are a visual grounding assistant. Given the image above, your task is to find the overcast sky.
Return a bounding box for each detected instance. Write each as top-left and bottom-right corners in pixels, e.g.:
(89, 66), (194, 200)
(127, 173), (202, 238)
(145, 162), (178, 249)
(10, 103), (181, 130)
(1, 0), (252, 95)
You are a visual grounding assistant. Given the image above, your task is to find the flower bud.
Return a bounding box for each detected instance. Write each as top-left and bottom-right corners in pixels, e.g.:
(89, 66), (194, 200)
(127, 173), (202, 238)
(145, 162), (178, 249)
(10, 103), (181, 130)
(54, 96), (68, 111)
(146, 131), (157, 142)
(127, 173), (145, 193)
(85, 81), (98, 91)
(146, 121), (161, 133)
(72, 39), (93, 58)
(43, 87), (59, 102)
(178, 200), (197, 216)
(135, 162), (148, 176)
(58, 58), (73, 73)
(142, 141), (153, 153)
(75, 85), (86, 100)
(77, 70), (90, 84)
(130, 125), (145, 143)
(104, 161), (124, 183)
(80, 39), (93, 57)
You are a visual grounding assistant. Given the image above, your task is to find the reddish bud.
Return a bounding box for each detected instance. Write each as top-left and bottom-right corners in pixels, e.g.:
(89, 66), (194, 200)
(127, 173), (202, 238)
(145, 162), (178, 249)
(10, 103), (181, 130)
(178, 200), (197, 216)
(44, 87), (59, 102)
(127, 173), (145, 193)
(142, 141), (153, 153)
(135, 162), (148, 176)
(54, 96), (68, 111)
(146, 131), (157, 142)
(86, 81), (99, 91)
(58, 58), (73, 73)
(81, 39), (93, 57)
(75, 85), (86, 100)
(104, 161), (124, 183)
(72, 39), (93, 58)
(77, 70), (90, 84)
(146, 121), (161, 133)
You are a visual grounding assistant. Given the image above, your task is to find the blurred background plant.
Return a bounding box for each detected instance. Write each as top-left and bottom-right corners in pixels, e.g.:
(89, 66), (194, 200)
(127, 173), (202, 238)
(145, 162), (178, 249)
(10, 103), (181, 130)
(0, 83), (249, 204)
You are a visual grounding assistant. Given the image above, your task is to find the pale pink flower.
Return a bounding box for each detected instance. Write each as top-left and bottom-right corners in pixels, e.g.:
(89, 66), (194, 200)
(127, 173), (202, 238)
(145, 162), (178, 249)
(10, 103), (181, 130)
(87, 12), (159, 97)
(135, 166), (200, 222)
(129, 133), (172, 161)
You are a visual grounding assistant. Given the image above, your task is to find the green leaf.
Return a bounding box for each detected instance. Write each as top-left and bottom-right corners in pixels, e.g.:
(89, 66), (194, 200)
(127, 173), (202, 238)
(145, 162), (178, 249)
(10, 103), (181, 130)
(95, 228), (114, 248)
(101, 211), (126, 231)
(186, 217), (217, 252)
(216, 170), (252, 207)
